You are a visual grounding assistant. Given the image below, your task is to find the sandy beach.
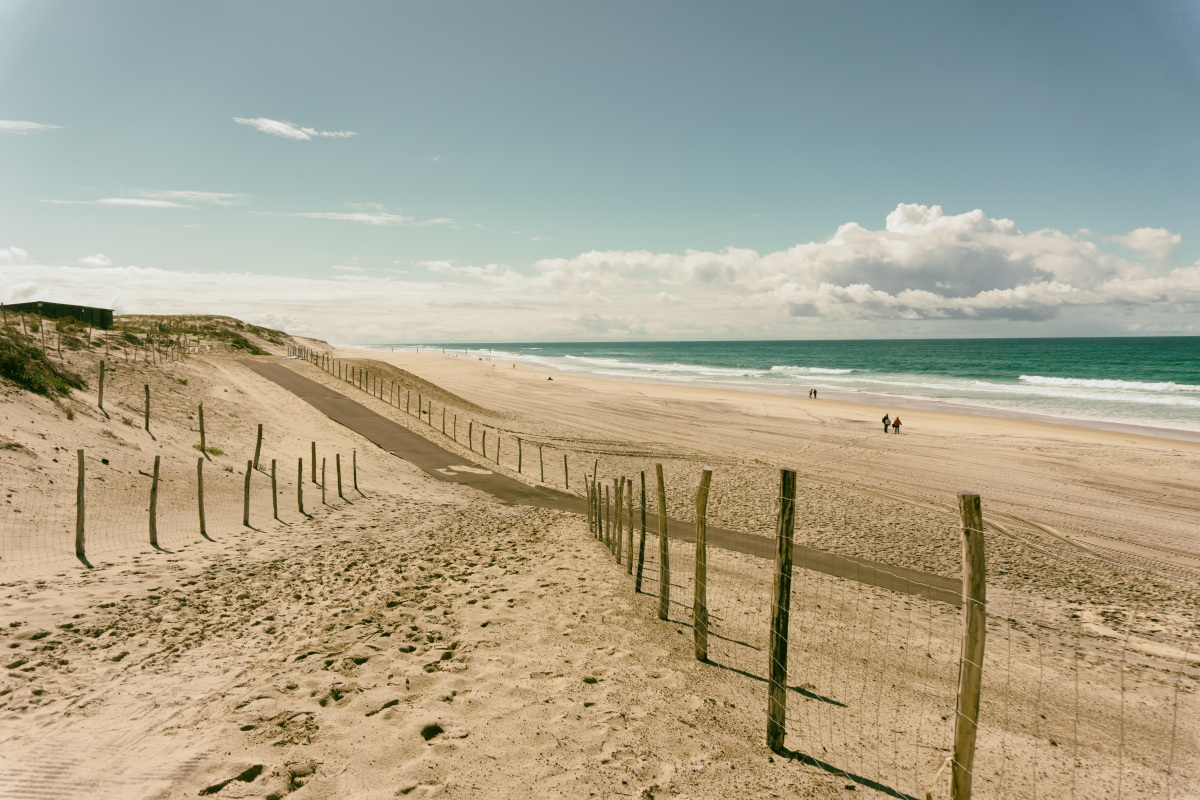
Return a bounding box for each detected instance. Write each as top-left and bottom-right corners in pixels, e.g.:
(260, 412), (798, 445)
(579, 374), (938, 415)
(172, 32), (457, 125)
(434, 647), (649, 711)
(1, 330), (1197, 799)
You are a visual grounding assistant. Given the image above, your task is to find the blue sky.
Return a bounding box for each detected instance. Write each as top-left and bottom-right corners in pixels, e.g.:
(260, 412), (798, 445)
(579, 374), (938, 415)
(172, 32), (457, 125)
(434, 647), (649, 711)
(3, 1), (1199, 342)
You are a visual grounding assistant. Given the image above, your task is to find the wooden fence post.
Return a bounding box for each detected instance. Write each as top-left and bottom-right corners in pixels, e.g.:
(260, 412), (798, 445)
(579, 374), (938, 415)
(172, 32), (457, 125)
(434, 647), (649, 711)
(614, 477), (624, 563)
(336, 453), (343, 499)
(97, 360), (105, 409)
(149, 455), (160, 546)
(75, 450), (85, 558)
(563, 455), (569, 491)
(407, 390), (411, 413)
(143, 384), (151, 432)
(442, 407), (446, 434)
(468, 421), (473, 451)
(311, 442), (317, 483)
(693, 468), (713, 662)
(539, 445), (544, 482)
(482, 430), (488, 459)
(585, 476), (593, 532)
(197, 457), (206, 537)
(635, 471), (647, 591)
(198, 403), (206, 455)
(243, 460), (252, 527)
(495, 434), (500, 464)
(604, 485), (610, 546)
(321, 458), (327, 505)
(253, 424), (263, 470)
(626, 481), (634, 575)
(517, 438), (522, 474)
(656, 464), (670, 621)
(453, 414), (457, 442)
(270, 459), (278, 520)
(353, 449), (358, 492)
(767, 468), (797, 753)
(952, 492), (987, 800)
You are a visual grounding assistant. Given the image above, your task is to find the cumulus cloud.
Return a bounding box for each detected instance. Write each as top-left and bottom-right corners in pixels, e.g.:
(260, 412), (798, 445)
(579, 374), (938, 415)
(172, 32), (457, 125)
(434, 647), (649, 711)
(79, 254), (113, 268)
(2, 205), (1196, 342)
(532, 204), (1194, 323)
(233, 117), (357, 140)
(0, 120), (63, 134)
(1107, 227), (1182, 262)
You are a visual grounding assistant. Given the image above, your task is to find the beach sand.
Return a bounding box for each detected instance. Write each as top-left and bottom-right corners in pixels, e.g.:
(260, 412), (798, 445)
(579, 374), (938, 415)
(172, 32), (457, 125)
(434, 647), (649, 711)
(1, 335), (1197, 798)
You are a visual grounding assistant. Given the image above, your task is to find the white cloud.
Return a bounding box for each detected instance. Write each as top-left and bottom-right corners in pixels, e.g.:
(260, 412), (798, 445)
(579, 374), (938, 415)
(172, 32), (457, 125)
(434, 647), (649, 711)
(0, 120), (63, 134)
(1107, 227), (1182, 262)
(414, 218), (458, 227)
(278, 211), (413, 226)
(79, 254), (113, 268)
(0, 247), (34, 266)
(137, 190), (249, 206)
(233, 117), (357, 140)
(2, 205), (1195, 342)
(42, 198), (189, 208)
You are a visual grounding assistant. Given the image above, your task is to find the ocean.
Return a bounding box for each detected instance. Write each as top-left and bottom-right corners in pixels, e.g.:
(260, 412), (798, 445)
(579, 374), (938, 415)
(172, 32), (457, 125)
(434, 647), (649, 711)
(365, 338), (1200, 437)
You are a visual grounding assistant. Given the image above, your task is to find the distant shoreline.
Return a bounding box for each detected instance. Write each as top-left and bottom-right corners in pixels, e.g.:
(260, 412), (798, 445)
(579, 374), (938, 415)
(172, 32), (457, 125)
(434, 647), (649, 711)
(349, 343), (1200, 445)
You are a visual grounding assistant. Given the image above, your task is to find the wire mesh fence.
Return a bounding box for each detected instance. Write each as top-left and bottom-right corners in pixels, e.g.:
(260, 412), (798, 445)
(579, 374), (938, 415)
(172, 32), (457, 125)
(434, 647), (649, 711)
(586, 465), (1199, 800)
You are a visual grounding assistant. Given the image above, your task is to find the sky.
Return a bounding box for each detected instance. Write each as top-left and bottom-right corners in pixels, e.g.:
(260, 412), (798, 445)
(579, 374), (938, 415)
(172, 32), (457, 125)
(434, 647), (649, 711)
(2, 0), (1200, 343)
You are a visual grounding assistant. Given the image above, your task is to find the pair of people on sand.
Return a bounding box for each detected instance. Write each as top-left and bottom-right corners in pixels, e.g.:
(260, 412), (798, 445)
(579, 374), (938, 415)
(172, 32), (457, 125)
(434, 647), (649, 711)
(881, 413), (901, 433)
(808, 388), (818, 399)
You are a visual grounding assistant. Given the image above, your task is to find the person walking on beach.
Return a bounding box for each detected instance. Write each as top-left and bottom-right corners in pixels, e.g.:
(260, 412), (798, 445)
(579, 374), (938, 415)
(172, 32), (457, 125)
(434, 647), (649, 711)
(892, 416), (901, 434)
(882, 413), (890, 433)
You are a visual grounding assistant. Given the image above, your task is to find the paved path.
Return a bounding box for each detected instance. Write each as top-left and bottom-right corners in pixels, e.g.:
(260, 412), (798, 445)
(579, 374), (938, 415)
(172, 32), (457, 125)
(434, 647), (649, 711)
(246, 361), (961, 606)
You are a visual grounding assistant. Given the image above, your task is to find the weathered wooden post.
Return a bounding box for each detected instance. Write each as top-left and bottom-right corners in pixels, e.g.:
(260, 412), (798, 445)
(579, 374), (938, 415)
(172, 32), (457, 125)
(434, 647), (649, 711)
(143, 384), (151, 432)
(197, 457), (206, 537)
(243, 460), (252, 527)
(952, 492), (987, 800)
(517, 438), (522, 474)
(767, 468), (797, 753)
(468, 421), (473, 450)
(407, 389), (411, 413)
(97, 360), (105, 410)
(482, 429), (488, 459)
(614, 478), (624, 562)
(563, 455), (569, 491)
(453, 414), (457, 442)
(656, 464), (670, 621)
(626, 482), (634, 575)
(442, 407), (446, 434)
(321, 459), (327, 504)
(311, 442), (317, 483)
(75, 449), (85, 558)
(270, 459), (278, 520)
(336, 453), (344, 500)
(495, 434), (501, 464)
(297, 459), (306, 513)
(253, 424), (263, 470)
(635, 471), (647, 591)
(604, 485), (611, 546)
(539, 445), (544, 482)
(352, 449), (358, 492)
(149, 455), (161, 546)
(585, 476), (593, 532)
(693, 468), (713, 662)
(198, 404), (206, 455)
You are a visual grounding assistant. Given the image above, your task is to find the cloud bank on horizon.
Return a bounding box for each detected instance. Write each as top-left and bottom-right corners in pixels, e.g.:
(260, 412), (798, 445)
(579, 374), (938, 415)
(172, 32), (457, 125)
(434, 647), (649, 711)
(3, 204), (1197, 342)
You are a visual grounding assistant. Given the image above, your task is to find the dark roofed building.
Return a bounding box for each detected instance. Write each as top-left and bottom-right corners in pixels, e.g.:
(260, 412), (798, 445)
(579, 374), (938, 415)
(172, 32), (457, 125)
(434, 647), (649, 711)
(4, 301), (113, 330)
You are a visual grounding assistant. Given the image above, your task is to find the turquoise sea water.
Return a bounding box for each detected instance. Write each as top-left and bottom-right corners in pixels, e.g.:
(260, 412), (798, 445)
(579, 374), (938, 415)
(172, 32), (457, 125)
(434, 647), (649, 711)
(368, 338), (1200, 435)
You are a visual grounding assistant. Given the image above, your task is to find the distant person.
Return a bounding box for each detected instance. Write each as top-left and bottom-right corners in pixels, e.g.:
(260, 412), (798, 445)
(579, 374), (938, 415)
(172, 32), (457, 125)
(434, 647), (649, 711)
(892, 416), (901, 434)
(882, 413), (890, 433)
(814, 389), (818, 399)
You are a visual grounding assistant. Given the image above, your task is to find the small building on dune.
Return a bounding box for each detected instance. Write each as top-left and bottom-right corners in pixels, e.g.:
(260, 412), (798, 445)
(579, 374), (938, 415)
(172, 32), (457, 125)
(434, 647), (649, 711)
(3, 301), (113, 330)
